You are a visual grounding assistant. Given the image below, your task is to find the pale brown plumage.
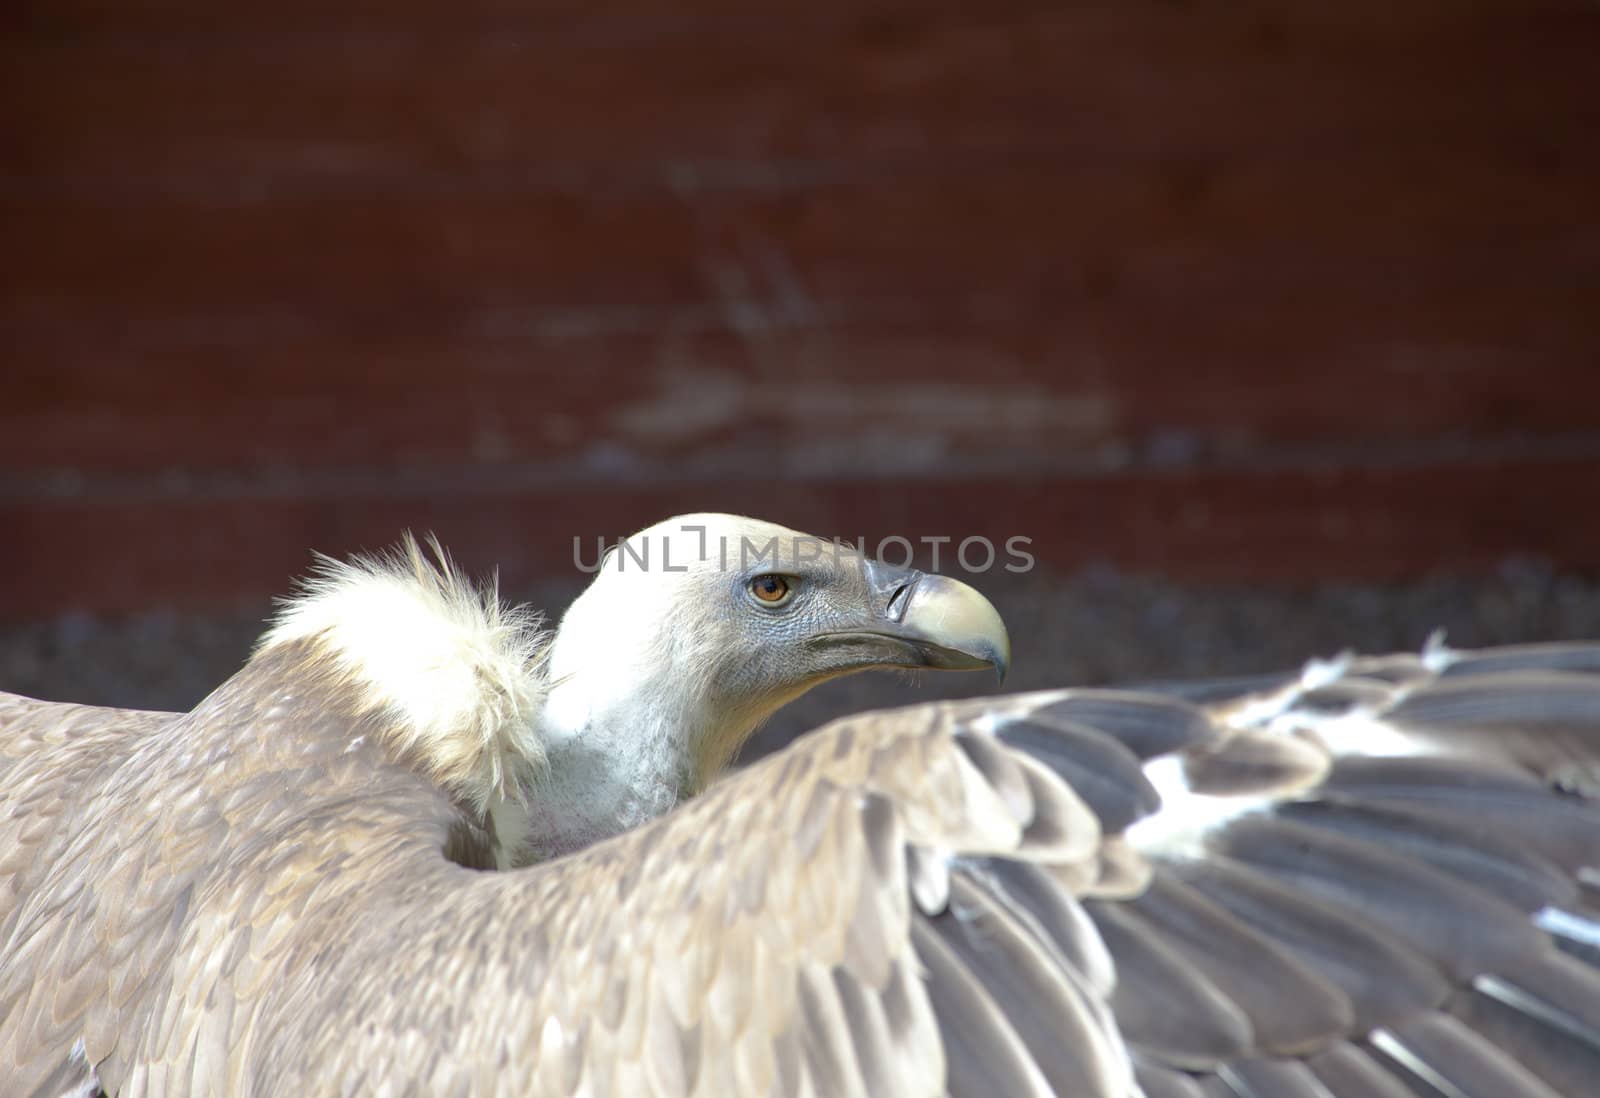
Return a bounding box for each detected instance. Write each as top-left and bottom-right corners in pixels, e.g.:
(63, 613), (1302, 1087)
(3, 520), (1600, 1097)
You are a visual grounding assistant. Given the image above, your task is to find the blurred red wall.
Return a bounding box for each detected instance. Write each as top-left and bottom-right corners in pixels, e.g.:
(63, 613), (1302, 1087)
(5, 2), (1599, 614)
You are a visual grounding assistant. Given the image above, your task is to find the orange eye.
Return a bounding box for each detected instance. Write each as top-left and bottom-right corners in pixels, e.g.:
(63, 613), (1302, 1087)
(749, 574), (791, 604)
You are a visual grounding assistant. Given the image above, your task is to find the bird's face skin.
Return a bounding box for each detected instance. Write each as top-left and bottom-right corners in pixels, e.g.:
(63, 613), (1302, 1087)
(549, 513), (1010, 791)
(716, 534), (1010, 693)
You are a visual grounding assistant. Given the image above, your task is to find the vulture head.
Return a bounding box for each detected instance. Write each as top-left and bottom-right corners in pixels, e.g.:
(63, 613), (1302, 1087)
(265, 512), (1009, 863)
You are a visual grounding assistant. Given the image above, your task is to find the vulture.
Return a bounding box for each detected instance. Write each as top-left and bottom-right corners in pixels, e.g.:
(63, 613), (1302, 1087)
(3, 512), (1599, 1098)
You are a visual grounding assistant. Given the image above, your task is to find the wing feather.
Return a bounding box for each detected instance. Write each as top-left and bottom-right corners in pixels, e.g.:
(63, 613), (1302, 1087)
(933, 874), (1126, 1096)
(995, 717), (1160, 832)
(1122, 873), (1353, 1056)
(1370, 1012), (1565, 1098)
(1302, 1043), (1415, 1098)
(1449, 983), (1600, 1096)
(1274, 798), (1577, 912)
(1206, 813), (1545, 980)
(1217, 1057), (1336, 1098)
(910, 916), (1055, 1098)
(1133, 1061), (1210, 1098)
(1087, 899), (1254, 1069)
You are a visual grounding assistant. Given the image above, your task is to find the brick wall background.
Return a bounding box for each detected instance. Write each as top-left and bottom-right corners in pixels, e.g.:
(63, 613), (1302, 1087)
(5, 1), (1599, 618)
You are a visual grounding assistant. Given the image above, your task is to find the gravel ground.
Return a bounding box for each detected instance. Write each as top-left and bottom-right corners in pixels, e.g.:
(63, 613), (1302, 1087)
(5, 560), (1598, 760)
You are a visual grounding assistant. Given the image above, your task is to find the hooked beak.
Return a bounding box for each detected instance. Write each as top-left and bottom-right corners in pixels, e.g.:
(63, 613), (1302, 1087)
(814, 559), (1011, 684)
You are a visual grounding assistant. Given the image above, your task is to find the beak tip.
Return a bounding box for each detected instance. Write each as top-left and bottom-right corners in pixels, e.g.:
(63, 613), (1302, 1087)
(988, 639), (1011, 687)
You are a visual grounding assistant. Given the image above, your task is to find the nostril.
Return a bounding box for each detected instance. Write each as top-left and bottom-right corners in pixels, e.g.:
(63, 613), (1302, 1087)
(885, 581), (914, 622)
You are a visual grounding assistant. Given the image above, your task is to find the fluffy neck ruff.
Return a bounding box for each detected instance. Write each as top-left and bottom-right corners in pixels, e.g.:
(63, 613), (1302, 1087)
(258, 537), (548, 833)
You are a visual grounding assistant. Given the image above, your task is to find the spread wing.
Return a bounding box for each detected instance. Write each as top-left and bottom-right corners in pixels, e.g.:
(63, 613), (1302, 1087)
(1076, 641), (1600, 1098)
(5, 641), (1600, 1097)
